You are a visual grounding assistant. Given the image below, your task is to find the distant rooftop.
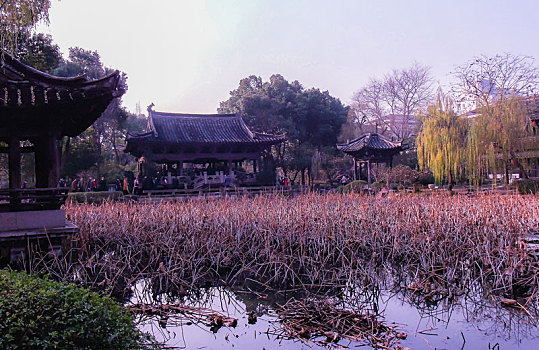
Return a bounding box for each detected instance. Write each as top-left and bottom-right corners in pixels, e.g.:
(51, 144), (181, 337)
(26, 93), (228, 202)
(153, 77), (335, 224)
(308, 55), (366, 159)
(337, 133), (404, 153)
(128, 107), (285, 145)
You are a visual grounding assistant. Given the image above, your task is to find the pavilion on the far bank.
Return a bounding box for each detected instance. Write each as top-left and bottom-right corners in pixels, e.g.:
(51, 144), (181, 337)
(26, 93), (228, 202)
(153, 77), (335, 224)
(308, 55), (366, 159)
(125, 105), (285, 189)
(337, 133), (407, 184)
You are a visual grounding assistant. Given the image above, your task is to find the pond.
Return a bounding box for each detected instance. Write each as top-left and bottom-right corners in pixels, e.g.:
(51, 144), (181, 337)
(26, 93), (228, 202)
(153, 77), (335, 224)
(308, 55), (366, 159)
(45, 196), (539, 349)
(130, 281), (538, 349)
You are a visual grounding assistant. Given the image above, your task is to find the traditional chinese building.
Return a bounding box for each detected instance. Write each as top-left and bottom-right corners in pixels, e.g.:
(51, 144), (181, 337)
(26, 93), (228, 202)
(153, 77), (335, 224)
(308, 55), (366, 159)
(0, 50), (123, 264)
(125, 106), (285, 188)
(337, 133), (407, 183)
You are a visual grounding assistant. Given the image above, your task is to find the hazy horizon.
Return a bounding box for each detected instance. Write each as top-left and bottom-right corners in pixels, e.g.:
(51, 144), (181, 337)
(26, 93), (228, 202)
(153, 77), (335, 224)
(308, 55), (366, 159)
(37, 0), (539, 114)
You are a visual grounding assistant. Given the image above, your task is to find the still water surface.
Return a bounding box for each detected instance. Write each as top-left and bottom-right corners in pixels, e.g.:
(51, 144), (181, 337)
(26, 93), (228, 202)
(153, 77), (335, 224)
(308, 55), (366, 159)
(131, 282), (537, 349)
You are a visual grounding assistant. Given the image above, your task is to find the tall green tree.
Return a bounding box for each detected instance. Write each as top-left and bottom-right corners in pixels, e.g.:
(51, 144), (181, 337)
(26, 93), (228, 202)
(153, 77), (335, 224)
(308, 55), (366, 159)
(15, 33), (61, 72)
(417, 93), (468, 187)
(219, 74), (348, 184)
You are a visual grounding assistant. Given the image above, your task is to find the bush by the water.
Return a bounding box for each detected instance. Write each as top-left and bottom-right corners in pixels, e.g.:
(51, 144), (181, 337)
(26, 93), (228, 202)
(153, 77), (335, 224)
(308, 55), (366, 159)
(0, 270), (148, 349)
(389, 164), (434, 186)
(511, 179), (539, 194)
(337, 180), (367, 193)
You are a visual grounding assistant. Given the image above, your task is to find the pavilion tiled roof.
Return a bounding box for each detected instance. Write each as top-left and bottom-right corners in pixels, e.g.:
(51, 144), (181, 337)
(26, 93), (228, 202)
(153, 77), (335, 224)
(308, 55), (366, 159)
(0, 50), (123, 137)
(337, 133), (403, 153)
(128, 109), (285, 145)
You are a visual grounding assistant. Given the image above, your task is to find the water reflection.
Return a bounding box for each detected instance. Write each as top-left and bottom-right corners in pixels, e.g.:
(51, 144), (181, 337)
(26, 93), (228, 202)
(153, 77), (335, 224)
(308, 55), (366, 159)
(129, 279), (538, 349)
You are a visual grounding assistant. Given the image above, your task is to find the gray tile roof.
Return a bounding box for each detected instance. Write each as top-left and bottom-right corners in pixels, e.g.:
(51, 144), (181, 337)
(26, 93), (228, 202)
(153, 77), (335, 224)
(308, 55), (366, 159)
(129, 110), (285, 145)
(0, 50), (123, 137)
(337, 133), (403, 153)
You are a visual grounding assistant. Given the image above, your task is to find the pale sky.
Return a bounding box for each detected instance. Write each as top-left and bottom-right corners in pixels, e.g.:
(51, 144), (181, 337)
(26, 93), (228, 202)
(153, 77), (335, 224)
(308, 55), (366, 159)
(37, 0), (539, 114)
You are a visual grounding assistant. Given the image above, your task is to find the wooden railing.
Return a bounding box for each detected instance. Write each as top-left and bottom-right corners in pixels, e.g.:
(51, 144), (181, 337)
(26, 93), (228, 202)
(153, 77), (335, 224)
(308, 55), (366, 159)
(143, 186), (307, 198)
(0, 187), (69, 212)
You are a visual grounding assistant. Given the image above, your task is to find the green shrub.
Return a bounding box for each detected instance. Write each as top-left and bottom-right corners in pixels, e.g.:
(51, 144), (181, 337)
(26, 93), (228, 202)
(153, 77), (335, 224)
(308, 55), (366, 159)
(67, 191), (124, 204)
(372, 181), (386, 190)
(511, 179), (539, 194)
(0, 270), (149, 349)
(389, 165), (434, 186)
(337, 180), (367, 194)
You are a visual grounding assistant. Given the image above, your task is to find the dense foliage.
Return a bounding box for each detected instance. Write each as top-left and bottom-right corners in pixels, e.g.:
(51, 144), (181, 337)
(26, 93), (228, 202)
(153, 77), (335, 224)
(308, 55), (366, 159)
(219, 74), (349, 184)
(0, 270), (149, 349)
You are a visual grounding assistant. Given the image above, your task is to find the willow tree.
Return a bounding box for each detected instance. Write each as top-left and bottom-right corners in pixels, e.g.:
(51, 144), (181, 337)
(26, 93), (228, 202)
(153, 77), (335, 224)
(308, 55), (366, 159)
(0, 0), (51, 53)
(417, 94), (468, 188)
(467, 97), (531, 184)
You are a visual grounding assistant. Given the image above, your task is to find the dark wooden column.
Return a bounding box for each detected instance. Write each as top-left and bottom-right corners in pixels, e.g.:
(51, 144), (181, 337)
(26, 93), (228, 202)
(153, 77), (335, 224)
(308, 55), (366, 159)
(34, 135), (47, 188)
(367, 160), (371, 187)
(8, 135), (21, 189)
(46, 133), (59, 187)
(34, 132), (59, 188)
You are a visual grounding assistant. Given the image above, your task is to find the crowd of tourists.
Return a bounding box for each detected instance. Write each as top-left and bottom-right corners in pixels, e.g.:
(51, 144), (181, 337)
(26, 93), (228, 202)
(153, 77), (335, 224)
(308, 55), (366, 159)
(60, 174), (169, 195)
(60, 176), (119, 193)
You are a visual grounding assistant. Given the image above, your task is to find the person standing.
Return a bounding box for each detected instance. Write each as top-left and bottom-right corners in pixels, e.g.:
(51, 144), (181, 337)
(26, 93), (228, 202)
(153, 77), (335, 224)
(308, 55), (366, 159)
(98, 176), (107, 191)
(122, 177), (129, 194)
(133, 177), (140, 195)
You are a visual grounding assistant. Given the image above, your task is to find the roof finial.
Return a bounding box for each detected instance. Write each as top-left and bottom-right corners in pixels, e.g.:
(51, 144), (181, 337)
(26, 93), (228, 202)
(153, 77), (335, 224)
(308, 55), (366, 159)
(147, 103), (155, 114)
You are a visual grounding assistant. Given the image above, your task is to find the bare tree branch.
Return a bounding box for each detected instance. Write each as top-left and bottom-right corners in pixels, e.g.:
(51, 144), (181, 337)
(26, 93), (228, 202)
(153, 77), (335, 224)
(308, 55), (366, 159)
(451, 53), (539, 110)
(350, 63), (434, 140)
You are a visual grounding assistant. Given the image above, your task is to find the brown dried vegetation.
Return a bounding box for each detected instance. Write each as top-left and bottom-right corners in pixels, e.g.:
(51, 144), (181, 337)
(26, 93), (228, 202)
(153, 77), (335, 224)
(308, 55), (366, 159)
(33, 193), (538, 301)
(29, 193), (539, 344)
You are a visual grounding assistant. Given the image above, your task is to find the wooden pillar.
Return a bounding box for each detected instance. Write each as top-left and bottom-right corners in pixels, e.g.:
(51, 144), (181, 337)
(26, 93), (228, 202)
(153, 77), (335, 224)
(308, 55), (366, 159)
(367, 160), (371, 187)
(179, 161), (183, 176)
(8, 135), (21, 189)
(34, 132), (59, 188)
(167, 167), (173, 184)
(227, 160), (232, 175)
(353, 159), (358, 181)
(34, 136), (47, 188)
(46, 133), (59, 187)
(253, 159), (257, 173)
(387, 160), (391, 188)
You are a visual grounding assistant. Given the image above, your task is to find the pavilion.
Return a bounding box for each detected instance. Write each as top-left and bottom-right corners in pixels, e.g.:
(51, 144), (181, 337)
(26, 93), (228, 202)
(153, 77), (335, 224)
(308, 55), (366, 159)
(0, 50), (123, 263)
(337, 133), (407, 184)
(125, 105), (285, 188)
